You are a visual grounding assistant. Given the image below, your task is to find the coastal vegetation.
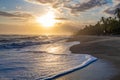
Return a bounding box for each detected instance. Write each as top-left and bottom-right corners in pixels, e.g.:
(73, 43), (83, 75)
(75, 8), (120, 35)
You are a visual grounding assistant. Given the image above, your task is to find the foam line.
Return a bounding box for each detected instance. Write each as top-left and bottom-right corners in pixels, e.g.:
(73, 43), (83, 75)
(36, 57), (98, 80)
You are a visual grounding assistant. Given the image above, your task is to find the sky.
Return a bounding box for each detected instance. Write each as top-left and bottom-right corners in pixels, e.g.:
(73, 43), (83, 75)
(0, 0), (120, 35)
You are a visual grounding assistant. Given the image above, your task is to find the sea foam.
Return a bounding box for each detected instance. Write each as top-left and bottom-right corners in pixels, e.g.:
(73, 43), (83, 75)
(0, 35), (97, 80)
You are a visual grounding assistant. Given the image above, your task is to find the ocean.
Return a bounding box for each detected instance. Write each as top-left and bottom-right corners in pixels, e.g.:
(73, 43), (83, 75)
(0, 35), (97, 80)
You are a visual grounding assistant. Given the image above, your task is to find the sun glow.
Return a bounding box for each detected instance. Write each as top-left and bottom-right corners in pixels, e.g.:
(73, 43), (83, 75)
(36, 11), (57, 28)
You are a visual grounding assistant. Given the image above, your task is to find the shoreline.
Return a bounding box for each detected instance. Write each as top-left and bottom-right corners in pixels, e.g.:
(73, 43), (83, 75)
(56, 35), (120, 80)
(56, 59), (117, 80)
(69, 35), (120, 80)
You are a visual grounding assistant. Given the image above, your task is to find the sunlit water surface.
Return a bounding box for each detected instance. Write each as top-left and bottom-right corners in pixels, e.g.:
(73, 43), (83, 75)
(0, 35), (97, 80)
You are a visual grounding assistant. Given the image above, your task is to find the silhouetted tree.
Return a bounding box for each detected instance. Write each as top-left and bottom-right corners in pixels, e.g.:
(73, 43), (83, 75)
(75, 8), (120, 36)
(100, 17), (108, 34)
(115, 8), (120, 21)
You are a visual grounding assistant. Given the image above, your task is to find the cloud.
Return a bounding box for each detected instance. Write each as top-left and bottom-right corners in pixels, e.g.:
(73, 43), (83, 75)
(0, 11), (34, 19)
(25, 0), (111, 14)
(113, 0), (120, 4)
(66, 0), (111, 13)
(26, 0), (54, 4)
(55, 17), (68, 20)
(16, 6), (22, 10)
(0, 11), (16, 17)
(104, 3), (120, 15)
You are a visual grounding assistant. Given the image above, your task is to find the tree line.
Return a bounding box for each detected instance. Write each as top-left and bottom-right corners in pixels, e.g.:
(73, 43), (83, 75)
(75, 8), (120, 35)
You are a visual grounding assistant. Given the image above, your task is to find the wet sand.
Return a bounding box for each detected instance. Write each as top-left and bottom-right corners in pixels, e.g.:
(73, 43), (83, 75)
(56, 36), (120, 80)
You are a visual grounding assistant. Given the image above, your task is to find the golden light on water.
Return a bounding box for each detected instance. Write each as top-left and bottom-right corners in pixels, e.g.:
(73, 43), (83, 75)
(36, 11), (57, 28)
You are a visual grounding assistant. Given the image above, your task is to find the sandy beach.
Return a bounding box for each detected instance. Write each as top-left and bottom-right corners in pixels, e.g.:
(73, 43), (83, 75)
(56, 36), (120, 80)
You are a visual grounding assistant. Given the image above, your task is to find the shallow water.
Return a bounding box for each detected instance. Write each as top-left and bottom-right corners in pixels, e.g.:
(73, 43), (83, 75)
(56, 59), (118, 80)
(0, 35), (97, 80)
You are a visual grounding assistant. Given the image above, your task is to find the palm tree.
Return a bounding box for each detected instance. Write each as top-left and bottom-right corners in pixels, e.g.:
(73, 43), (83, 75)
(115, 8), (120, 21)
(100, 17), (108, 34)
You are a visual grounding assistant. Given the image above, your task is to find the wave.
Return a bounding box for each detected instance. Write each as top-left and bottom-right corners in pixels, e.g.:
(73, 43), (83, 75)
(0, 41), (50, 50)
(0, 35), (69, 50)
(38, 55), (97, 80)
(0, 35), (98, 80)
(0, 52), (97, 80)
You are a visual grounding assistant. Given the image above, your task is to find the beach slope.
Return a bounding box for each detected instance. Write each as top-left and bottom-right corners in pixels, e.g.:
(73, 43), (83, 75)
(69, 36), (120, 80)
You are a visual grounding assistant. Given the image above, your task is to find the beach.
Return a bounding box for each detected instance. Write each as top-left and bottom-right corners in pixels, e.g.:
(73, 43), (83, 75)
(56, 36), (120, 80)
(0, 35), (119, 80)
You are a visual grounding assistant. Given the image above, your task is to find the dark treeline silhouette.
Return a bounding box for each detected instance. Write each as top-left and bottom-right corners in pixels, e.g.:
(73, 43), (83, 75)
(75, 8), (120, 35)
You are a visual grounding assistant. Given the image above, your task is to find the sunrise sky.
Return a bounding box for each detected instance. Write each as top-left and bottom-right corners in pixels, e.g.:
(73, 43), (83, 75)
(0, 0), (119, 35)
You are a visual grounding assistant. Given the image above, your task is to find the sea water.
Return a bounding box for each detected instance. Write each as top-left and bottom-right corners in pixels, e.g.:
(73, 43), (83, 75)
(0, 35), (97, 80)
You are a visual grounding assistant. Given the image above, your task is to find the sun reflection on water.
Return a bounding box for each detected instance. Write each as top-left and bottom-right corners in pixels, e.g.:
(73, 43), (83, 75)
(48, 47), (60, 53)
(39, 41), (80, 54)
(30, 41), (80, 79)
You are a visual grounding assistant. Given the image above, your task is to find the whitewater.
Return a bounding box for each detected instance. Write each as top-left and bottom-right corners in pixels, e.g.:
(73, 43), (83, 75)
(0, 35), (97, 80)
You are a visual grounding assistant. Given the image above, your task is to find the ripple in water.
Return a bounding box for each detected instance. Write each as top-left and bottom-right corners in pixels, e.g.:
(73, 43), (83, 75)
(0, 35), (97, 80)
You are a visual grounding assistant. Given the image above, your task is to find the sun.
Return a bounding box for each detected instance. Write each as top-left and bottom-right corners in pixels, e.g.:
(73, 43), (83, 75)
(36, 11), (57, 28)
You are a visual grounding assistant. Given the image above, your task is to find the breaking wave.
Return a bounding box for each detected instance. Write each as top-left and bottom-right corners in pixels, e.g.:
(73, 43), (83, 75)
(0, 35), (97, 80)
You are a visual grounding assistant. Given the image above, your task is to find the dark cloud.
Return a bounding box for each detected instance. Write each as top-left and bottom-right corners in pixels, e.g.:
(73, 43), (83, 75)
(104, 3), (120, 15)
(66, 0), (110, 13)
(0, 11), (33, 18)
(0, 11), (16, 17)
(26, 0), (110, 13)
